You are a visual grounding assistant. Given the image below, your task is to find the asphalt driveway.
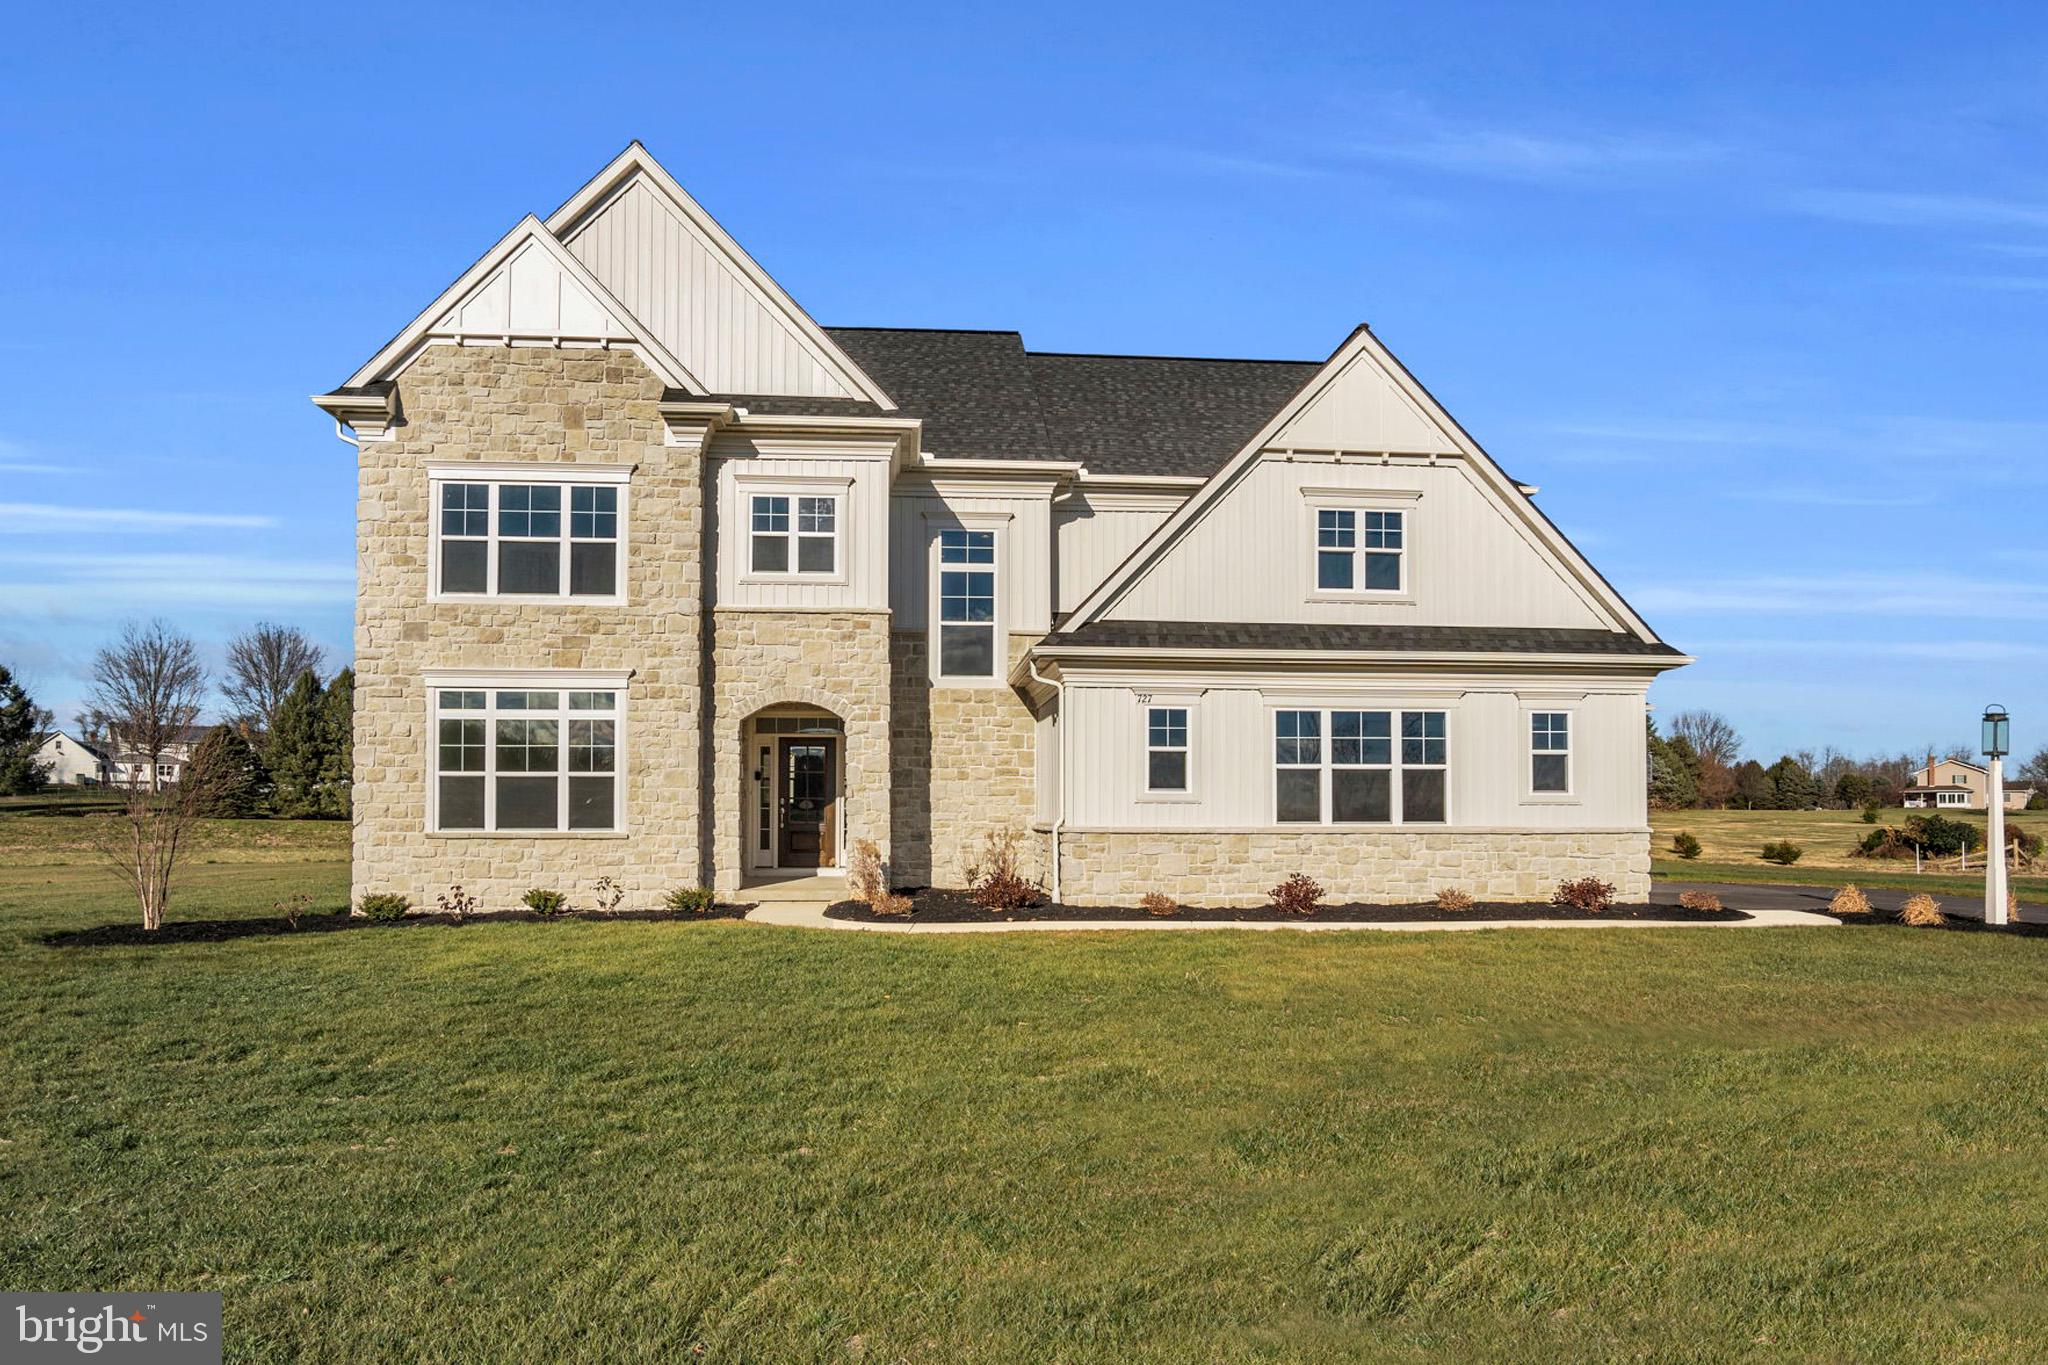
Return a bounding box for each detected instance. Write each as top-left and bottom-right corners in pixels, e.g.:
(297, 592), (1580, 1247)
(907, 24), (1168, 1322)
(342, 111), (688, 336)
(1654, 878), (2038, 923)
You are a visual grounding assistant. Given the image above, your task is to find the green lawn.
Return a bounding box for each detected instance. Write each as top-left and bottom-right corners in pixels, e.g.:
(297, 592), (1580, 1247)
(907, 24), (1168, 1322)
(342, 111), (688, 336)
(9, 827), (2048, 1359)
(1652, 805), (2048, 900)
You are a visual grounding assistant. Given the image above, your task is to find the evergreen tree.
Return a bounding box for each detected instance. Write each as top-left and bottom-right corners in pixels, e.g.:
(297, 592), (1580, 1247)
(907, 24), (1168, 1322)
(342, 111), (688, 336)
(185, 726), (265, 817)
(266, 670), (327, 817)
(1645, 719), (1699, 809)
(1731, 759), (1775, 810)
(1766, 755), (1820, 810)
(316, 668), (354, 818)
(0, 663), (52, 795)
(1833, 771), (1874, 809)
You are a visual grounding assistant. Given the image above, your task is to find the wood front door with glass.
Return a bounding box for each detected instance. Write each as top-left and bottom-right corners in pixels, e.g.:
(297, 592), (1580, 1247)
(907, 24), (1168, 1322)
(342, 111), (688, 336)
(776, 737), (837, 867)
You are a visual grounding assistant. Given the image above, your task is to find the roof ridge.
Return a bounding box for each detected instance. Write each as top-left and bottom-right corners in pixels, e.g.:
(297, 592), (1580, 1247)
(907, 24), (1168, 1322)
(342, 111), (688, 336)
(823, 325), (1024, 337)
(1027, 349), (1320, 366)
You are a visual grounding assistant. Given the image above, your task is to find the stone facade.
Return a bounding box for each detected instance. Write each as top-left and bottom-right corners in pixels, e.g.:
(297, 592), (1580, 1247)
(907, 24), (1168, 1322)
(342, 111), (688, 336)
(1055, 829), (1652, 907)
(352, 344), (707, 913)
(709, 609), (893, 895)
(889, 633), (1043, 888)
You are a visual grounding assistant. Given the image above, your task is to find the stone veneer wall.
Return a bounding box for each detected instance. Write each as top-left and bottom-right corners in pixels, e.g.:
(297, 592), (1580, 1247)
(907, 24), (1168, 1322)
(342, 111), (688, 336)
(889, 634), (1043, 888)
(709, 610), (893, 895)
(1056, 830), (1651, 907)
(353, 345), (705, 913)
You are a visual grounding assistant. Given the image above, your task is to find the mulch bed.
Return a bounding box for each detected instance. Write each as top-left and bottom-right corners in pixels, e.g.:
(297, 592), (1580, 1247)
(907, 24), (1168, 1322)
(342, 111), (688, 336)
(1828, 912), (2048, 937)
(826, 888), (1751, 925)
(42, 905), (753, 948)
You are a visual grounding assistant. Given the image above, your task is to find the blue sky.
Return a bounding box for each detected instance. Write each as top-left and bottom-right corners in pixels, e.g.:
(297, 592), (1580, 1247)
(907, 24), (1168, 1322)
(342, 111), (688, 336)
(2, 2), (2043, 762)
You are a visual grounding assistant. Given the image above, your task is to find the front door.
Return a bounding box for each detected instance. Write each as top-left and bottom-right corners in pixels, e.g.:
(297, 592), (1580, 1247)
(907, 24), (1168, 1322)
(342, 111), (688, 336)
(776, 737), (837, 868)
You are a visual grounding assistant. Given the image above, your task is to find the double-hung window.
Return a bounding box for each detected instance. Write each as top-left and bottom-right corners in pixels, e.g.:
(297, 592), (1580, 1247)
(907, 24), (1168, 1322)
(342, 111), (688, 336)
(1274, 708), (1447, 824)
(1530, 712), (1571, 793)
(935, 529), (997, 680)
(1145, 706), (1190, 793)
(433, 469), (624, 600)
(432, 685), (622, 832)
(1312, 505), (1406, 593)
(749, 493), (838, 576)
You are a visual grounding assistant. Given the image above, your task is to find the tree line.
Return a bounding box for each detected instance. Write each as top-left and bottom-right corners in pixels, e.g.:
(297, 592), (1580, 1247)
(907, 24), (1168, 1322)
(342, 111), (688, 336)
(1649, 709), (2048, 812)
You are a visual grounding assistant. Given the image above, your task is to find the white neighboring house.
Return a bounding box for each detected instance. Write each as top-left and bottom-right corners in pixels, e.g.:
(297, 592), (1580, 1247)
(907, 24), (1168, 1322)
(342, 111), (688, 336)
(1903, 754), (2034, 812)
(104, 725), (210, 788)
(32, 729), (112, 786)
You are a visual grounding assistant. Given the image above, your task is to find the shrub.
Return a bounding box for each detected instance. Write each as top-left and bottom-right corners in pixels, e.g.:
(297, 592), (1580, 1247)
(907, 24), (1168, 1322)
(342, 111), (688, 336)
(591, 876), (625, 915)
(1269, 873), (1325, 915)
(847, 839), (912, 916)
(1677, 890), (1722, 911)
(274, 891), (313, 929)
(966, 828), (1045, 912)
(662, 886), (718, 915)
(1906, 814), (1978, 857)
(1899, 892), (1945, 927)
(1139, 891), (1179, 916)
(1669, 831), (1702, 861)
(522, 887), (570, 916)
(436, 884), (477, 921)
(1861, 804), (1882, 824)
(1828, 884), (1873, 917)
(1551, 877), (1616, 913)
(1434, 887), (1474, 912)
(1760, 840), (1803, 865)
(357, 892), (409, 921)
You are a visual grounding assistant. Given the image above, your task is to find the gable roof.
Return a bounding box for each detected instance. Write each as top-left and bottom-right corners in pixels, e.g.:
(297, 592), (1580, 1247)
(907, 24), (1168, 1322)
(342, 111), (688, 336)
(1058, 325), (1665, 644)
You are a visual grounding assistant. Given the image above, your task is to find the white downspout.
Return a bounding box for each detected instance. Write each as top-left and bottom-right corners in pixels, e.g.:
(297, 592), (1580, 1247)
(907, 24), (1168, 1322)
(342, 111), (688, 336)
(1028, 658), (1066, 904)
(330, 418), (362, 450)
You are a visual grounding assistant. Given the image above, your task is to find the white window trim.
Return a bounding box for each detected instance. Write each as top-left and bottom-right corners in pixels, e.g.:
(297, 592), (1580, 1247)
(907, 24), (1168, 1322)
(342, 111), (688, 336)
(426, 463), (630, 606)
(1300, 488), (1420, 605)
(734, 474), (854, 587)
(1135, 692), (1200, 803)
(927, 514), (1007, 687)
(422, 669), (631, 838)
(1524, 706), (1577, 802)
(1267, 703), (1451, 826)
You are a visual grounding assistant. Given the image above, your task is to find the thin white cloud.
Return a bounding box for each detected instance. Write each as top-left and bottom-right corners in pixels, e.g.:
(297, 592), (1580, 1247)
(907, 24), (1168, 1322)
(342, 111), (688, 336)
(0, 502), (275, 532)
(1791, 188), (2048, 230)
(1350, 125), (1723, 181)
(1632, 572), (2048, 621)
(1721, 486), (1934, 510)
(0, 462), (71, 475)
(1540, 414), (2048, 462)
(1950, 274), (2048, 292)
(1689, 637), (2048, 665)
(0, 551), (352, 617)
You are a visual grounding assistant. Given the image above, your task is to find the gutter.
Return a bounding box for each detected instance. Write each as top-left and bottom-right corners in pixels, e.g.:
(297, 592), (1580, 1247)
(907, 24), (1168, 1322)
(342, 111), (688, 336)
(1026, 657), (1066, 904)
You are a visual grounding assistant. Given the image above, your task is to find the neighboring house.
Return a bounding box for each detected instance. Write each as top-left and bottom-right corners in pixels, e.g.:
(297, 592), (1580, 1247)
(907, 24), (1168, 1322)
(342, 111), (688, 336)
(1903, 754), (2033, 811)
(32, 730), (111, 786)
(314, 143), (1690, 909)
(104, 725), (209, 788)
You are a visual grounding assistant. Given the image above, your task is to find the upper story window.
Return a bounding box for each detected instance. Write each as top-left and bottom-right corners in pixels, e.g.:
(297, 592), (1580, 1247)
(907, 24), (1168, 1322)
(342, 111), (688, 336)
(749, 493), (838, 576)
(432, 684), (621, 833)
(934, 529), (998, 680)
(1274, 708), (1446, 825)
(431, 467), (625, 602)
(1146, 706), (1190, 793)
(1530, 711), (1571, 793)
(1315, 508), (1404, 593)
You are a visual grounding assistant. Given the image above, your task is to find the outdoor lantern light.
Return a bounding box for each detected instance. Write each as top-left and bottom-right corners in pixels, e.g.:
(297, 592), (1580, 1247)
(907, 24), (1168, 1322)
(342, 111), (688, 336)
(1983, 704), (2011, 759)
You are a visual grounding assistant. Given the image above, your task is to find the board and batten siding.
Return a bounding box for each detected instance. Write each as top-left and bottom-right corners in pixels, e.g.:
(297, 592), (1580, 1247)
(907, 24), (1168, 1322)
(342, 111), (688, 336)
(562, 178), (860, 400)
(710, 452), (891, 612)
(1053, 496), (1177, 614)
(1057, 679), (1649, 831)
(889, 490), (1054, 634)
(1103, 458), (1612, 629)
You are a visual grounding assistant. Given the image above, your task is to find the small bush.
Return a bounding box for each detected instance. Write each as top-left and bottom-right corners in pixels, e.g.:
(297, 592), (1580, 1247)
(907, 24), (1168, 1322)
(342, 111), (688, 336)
(274, 891), (313, 929)
(1861, 804), (1881, 824)
(1670, 831), (1702, 861)
(1139, 891), (1179, 916)
(1677, 890), (1722, 911)
(1760, 840), (1804, 866)
(872, 892), (913, 916)
(1434, 887), (1474, 912)
(1907, 814), (1978, 856)
(357, 892), (410, 921)
(522, 887), (570, 916)
(436, 884), (478, 921)
(662, 886), (718, 915)
(1269, 873), (1325, 915)
(1828, 884), (1873, 917)
(1551, 877), (1616, 913)
(965, 828), (1045, 912)
(1899, 892), (1945, 927)
(591, 877), (625, 915)
(848, 838), (888, 905)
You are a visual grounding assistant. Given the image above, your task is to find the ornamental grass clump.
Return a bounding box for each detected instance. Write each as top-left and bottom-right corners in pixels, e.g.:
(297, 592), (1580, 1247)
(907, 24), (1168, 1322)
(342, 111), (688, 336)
(1139, 891), (1179, 917)
(1677, 890), (1722, 912)
(1269, 873), (1325, 916)
(1433, 888), (1474, 912)
(1898, 893), (1945, 927)
(848, 839), (911, 916)
(1828, 884), (1873, 917)
(1551, 877), (1616, 913)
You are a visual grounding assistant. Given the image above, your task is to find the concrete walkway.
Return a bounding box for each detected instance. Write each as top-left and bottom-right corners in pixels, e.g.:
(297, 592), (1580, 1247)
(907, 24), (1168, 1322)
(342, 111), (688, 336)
(744, 901), (1840, 934)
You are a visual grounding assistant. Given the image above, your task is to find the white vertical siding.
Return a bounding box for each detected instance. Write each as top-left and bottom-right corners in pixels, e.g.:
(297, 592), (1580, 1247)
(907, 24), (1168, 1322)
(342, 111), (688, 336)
(889, 490), (1054, 634)
(711, 455), (890, 611)
(1053, 498), (1175, 613)
(1104, 458), (1611, 629)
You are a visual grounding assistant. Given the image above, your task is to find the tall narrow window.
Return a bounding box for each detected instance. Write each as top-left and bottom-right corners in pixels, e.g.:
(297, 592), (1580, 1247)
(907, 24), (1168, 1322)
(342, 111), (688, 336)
(1331, 710), (1392, 823)
(432, 475), (625, 599)
(440, 483), (489, 594)
(1316, 510), (1355, 590)
(569, 487), (618, 596)
(749, 493), (839, 576)
(498, 485), (563, 594)
(936, 529), (997, 679)
(1401, 711), (1447, 822)
(431, 687), (621, 832)
(1146, 707), (1189, 792)
(1275, 710), (1322, 822)
(1530, 712), (1570, 794)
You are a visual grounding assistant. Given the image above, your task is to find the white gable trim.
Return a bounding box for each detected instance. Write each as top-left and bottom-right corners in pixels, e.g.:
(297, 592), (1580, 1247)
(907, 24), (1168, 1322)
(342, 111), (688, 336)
(544, 143), (895, 411)
(1061, 326), (1662, 643)
(340, 215), (700, 392)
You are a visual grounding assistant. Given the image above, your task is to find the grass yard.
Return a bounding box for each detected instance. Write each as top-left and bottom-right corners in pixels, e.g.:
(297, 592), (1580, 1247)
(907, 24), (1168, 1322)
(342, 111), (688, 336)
(8, 817), (2048, 1359)
(1652, 805), (2048, 901)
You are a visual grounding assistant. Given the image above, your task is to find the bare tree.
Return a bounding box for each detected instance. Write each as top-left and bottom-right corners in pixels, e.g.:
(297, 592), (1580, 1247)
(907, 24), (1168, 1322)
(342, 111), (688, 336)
(1669, 710), (1743, 769)
(223, 623), (325, 744)
(86, 622), (212, 931)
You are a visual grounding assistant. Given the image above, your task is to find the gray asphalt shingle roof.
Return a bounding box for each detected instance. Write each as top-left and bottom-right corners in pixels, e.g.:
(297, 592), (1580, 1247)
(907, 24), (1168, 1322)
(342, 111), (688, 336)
(1037, 620), (1683, 657)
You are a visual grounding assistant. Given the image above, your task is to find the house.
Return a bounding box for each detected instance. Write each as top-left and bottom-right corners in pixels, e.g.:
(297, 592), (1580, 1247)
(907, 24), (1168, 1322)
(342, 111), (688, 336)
(314, 144), (1690, 909)
(103, 725), (209, 788)
(31, 729), (111, 786)
(1904, 754), (2034, 812)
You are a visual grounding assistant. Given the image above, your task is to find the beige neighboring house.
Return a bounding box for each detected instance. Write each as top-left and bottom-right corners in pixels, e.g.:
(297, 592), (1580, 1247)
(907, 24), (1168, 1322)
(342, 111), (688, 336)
(1904, 754), (2034, 812)
(32, 729), (112, 786)
(313, 143), (1691, 910)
